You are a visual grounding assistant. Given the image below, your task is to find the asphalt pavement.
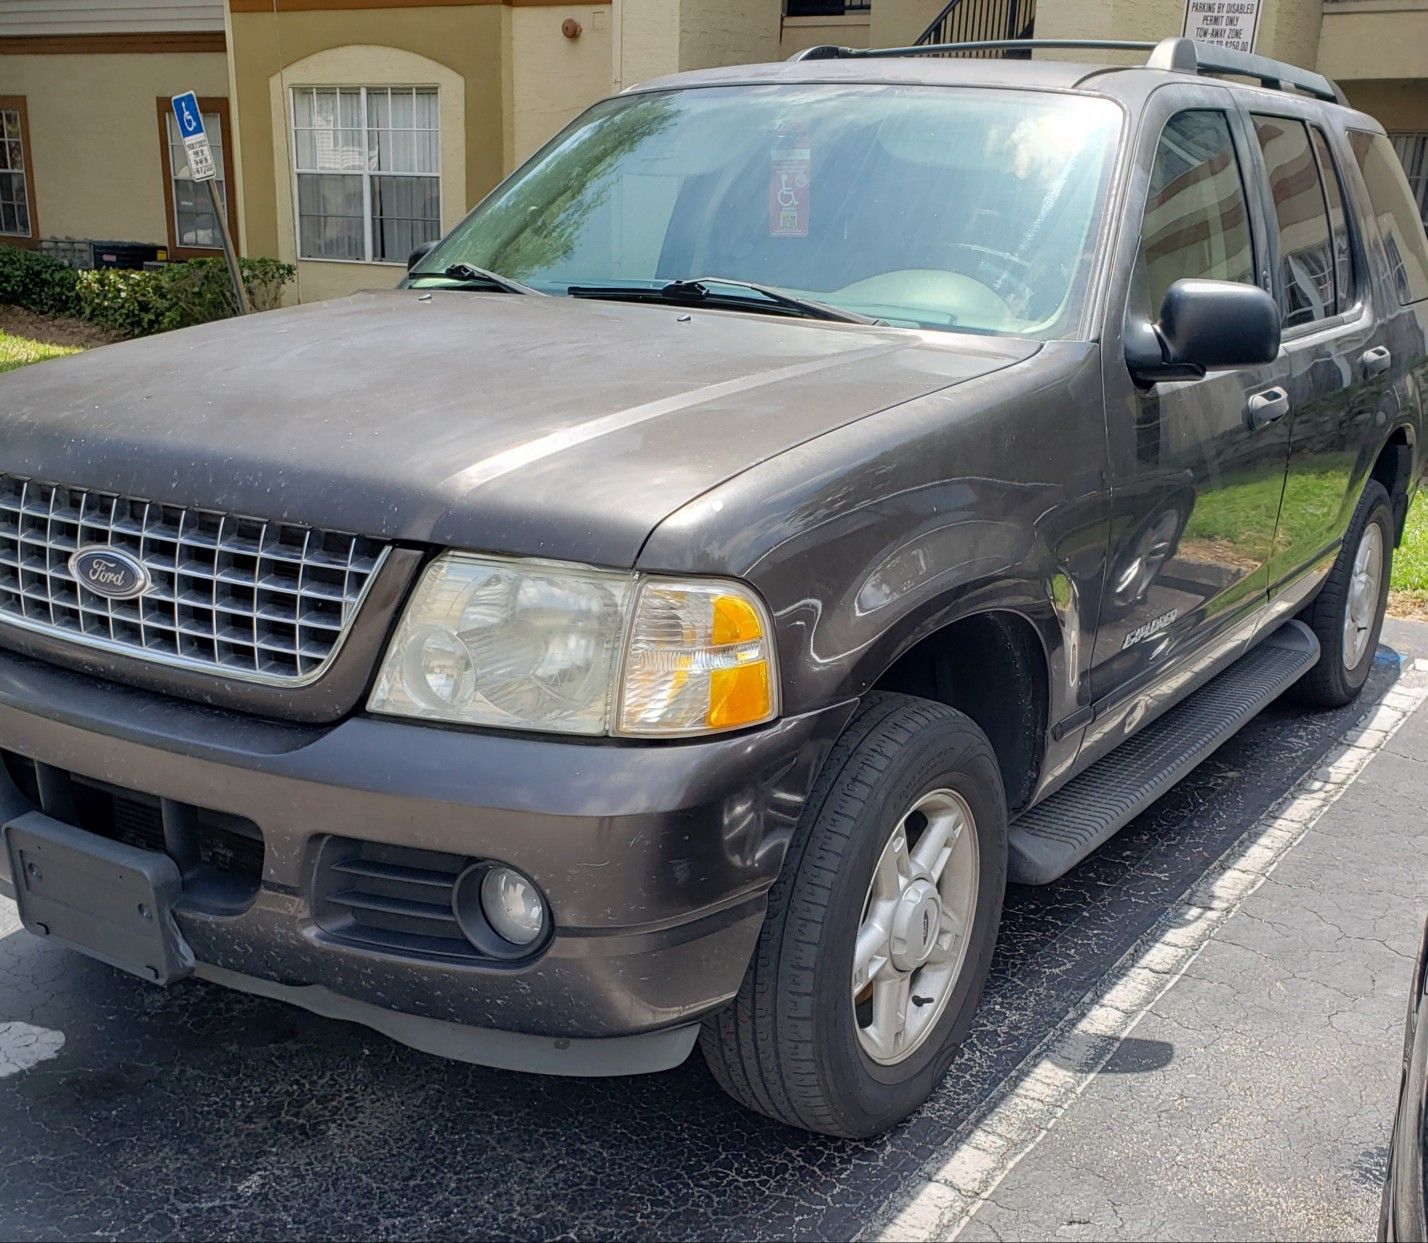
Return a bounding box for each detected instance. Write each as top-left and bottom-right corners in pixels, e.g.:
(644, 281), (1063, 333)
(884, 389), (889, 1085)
(1, 622), (1425, 1241)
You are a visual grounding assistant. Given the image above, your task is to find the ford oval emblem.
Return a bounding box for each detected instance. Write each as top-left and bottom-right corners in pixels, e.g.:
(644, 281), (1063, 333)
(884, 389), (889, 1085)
(69, 546), (152, 601)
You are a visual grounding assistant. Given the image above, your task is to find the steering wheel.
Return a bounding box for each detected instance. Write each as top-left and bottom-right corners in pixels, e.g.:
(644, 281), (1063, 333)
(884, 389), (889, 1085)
(928, 242), (1046, 312)
(832, 269), (1017, 330)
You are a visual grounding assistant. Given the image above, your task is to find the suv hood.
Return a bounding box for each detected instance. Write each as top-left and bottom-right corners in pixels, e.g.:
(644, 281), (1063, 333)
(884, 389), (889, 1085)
(0, 291), (1040, 567)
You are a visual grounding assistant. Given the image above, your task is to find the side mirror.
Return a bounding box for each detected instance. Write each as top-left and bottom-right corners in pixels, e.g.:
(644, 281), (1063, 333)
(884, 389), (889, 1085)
(1127, 278), (1281, 385)
(407, 240), (438, 273)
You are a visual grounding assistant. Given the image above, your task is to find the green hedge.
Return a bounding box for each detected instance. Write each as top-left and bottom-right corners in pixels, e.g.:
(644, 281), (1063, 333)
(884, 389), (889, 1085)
(76, 257), (296, 337)
(0, 247), (82, 318)
(0, 247), (295, 338)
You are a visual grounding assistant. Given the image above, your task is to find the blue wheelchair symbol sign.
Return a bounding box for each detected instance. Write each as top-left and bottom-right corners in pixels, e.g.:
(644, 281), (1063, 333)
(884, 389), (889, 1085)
(170, 92), (205, 138)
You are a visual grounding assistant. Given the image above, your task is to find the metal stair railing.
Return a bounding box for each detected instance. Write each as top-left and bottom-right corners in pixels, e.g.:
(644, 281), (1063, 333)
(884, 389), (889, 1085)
(914, 0), (1036, 54)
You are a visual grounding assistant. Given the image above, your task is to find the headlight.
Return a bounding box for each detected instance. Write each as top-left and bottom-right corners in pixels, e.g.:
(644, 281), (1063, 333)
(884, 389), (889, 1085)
(368, 553), (778, 737)
(617, 581), (776, 735)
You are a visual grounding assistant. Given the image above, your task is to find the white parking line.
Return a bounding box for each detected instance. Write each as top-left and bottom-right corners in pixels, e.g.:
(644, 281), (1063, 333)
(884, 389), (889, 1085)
(0, 1023), (64, 1080)
(871, 658), (1428, 1243)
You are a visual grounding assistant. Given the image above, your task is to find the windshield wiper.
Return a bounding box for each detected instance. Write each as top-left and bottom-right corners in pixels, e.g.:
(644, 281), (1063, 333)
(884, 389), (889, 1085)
(567, 277), (881, 325)
(408, 262), (542, 296)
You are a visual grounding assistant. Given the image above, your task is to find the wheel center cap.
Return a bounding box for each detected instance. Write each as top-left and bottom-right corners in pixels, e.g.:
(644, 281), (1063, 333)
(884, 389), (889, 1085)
(890, 879), (942, 971)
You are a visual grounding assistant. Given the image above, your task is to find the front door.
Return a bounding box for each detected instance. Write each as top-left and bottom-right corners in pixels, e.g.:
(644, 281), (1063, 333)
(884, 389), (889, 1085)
(1089, 92), (1291, 708)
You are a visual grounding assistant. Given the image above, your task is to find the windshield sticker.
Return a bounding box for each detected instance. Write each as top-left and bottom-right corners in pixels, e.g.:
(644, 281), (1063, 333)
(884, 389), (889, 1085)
(770, 134), (811, 238)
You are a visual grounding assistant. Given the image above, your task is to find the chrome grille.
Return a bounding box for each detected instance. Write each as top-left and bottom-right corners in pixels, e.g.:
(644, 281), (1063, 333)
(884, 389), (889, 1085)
(0, 474), (388, 684)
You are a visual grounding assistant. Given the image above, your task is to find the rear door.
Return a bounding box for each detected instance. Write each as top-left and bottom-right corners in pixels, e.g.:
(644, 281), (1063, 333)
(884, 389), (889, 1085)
(1343, 128), (1428, 516)
(1242, 105), (1386, 620)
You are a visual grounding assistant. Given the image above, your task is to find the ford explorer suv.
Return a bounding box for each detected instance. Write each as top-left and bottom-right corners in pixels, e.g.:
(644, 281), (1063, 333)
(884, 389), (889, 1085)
(1, 37), (1426, 1139)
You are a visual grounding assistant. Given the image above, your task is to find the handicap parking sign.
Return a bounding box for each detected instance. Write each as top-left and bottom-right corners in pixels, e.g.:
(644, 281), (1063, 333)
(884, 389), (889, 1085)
(170, 92), (216, 182)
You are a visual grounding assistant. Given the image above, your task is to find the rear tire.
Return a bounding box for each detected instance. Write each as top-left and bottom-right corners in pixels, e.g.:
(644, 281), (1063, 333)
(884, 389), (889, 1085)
(1296, 480), (1394, 709)
(700, 692), (1007, 1137)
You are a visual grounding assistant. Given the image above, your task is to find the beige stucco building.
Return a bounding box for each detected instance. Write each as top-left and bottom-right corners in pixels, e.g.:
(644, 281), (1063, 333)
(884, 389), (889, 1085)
(1, 0), (1424, 301)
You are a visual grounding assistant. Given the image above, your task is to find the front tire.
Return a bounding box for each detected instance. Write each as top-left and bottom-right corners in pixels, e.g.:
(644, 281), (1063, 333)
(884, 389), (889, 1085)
(700, 692), (1007, 1138)
(1297, 479), (1394, 708)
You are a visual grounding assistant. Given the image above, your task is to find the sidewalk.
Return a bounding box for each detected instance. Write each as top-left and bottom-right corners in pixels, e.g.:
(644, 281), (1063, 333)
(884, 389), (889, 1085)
(877, 622), (1428, 1242)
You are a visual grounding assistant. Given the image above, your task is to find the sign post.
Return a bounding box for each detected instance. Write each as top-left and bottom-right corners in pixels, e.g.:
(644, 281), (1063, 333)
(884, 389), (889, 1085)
(169, 92), (249, 315)
(1181, 0), (1262, 53)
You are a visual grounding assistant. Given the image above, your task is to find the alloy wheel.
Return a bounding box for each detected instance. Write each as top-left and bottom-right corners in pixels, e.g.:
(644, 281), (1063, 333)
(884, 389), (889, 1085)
(1342, 521), (1385, 671)
(851, 788), (980, 1065)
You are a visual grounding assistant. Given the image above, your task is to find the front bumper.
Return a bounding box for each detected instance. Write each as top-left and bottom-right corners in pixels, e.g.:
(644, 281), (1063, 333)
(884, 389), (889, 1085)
(0, 647), (853, 1072)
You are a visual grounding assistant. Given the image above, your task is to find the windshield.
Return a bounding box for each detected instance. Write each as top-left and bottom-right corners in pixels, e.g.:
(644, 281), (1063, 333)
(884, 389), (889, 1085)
(416, 85), (1122, 338)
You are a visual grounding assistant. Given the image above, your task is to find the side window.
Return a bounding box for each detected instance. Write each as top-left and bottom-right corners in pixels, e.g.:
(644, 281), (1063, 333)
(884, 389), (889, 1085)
(1349, 129), (1428, 305)
(1252, 115), (1335, 328)
(1311, 126), (1354, 312)
(1139, 110), (1255, 315)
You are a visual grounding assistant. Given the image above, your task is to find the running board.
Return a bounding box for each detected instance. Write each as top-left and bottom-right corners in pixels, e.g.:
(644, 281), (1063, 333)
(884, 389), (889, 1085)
(1008, 621), (1320, 885)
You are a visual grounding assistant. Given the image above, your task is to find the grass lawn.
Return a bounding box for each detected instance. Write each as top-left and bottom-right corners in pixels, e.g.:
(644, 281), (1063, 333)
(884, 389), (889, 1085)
(1391, 495), (1428, 618)
(0, 329), (80, 374)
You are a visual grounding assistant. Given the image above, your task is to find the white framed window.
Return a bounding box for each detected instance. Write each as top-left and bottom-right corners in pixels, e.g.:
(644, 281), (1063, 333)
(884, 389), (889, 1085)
(163, 105), (229, 252)
(291, 85), (440, 263)
(0, 102), (32, 239)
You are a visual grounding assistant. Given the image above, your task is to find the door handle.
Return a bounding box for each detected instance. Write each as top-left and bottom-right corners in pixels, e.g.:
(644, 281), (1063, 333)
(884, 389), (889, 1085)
(1245, 387), (1290, 430)
(1362, 346), (1392, 379)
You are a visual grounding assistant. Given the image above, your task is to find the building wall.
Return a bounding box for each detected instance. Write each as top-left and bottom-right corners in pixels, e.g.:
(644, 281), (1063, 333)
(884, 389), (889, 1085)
(779, 12), (873, 58)
(1341, 79), (1428, 135)
(1256, 0), (1324, 70)
(611, 0), (781, 88)
(679, 0), (782, 70)
(1038, 0), (1170, 42)
(1319, 0), (1428, 82)
(507, 4), (613, 168)
(0, 49), (229, 246)
(1032, 0), (1182, 60)
(612, 0), (681, 88)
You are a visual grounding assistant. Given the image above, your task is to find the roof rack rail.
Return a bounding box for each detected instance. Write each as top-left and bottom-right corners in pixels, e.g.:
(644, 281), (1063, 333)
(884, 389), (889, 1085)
(791, 36), (1349, 106)
(1146, 36), (1347, 104)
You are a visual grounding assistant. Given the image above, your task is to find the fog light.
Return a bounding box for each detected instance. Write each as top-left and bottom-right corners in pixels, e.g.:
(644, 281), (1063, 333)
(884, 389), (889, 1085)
(480, 866), (546, 946)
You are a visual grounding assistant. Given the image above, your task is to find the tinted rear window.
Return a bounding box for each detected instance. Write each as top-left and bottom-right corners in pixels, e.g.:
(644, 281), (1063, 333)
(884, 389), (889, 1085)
(1312, 125), (1355, 313)
(1253, 115), (1336, 327)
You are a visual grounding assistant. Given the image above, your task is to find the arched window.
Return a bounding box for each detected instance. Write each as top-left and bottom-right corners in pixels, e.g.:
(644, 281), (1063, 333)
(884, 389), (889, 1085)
(270, 46), (465, 269)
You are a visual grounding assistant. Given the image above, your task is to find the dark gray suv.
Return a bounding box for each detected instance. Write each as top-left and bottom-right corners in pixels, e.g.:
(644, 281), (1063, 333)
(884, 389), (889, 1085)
(2, 37), (1426, 1138)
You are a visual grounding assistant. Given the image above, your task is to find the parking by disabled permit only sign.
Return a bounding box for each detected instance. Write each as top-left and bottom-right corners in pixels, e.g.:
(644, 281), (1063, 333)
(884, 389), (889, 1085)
(170, 92), (216, 182)
(1182, 0), (1262, 53)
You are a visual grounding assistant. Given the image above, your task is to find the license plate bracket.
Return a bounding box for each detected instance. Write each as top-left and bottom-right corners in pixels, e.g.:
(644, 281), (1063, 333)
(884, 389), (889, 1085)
(2, 810), (193, 985)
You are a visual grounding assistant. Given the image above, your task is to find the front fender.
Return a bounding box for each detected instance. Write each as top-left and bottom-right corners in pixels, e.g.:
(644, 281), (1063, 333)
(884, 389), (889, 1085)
(639, 343), (1111, 739)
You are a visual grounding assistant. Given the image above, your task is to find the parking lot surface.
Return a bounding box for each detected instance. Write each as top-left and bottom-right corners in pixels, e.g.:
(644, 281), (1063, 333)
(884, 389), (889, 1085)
(1, 622), (1425, 1242)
